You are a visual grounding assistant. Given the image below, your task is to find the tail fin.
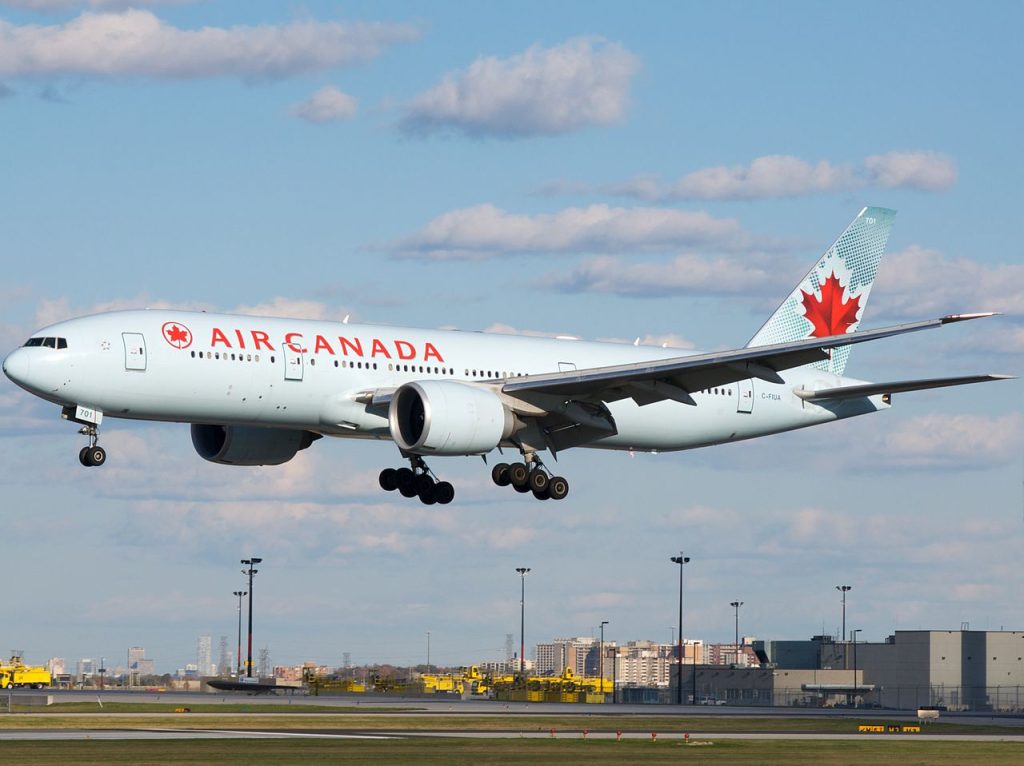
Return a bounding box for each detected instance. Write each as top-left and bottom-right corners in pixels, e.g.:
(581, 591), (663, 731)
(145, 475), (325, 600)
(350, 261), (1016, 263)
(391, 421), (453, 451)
(746, 206), (896, 375)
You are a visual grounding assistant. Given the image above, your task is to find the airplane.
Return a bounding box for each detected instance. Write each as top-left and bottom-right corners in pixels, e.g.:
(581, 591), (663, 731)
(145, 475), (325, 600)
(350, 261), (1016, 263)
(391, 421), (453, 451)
(2, 207), (1012, 505)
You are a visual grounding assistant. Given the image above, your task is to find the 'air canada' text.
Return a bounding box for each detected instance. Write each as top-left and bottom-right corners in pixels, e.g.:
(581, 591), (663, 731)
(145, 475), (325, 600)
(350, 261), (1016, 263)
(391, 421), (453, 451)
(209, 328), (445, 362)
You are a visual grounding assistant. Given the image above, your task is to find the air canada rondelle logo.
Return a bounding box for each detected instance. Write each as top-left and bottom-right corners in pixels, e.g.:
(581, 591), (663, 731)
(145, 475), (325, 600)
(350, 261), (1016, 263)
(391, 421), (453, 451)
(162, 321), (193, 350)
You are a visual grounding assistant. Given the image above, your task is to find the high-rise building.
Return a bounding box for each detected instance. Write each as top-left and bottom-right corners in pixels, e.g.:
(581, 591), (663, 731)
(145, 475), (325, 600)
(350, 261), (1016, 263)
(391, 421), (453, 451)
(77, 658), (96, 678)
(47, 658), (65, 676)
(534, 637), (596, 676)
(218, 636), (229, 677)
(197, 635), (213, 677)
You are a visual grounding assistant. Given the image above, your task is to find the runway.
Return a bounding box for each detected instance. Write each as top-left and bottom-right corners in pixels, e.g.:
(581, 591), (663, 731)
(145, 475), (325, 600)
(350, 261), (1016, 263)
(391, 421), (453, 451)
(0, 727), (1022, 742)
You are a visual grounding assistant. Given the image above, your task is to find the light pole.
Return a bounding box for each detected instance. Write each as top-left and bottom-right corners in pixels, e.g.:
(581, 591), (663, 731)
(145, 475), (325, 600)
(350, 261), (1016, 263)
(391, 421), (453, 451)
(241, 557), (262, 678)
(426, 631), (431, 675)
(670, 553), (690, 704)
(233, 590), (247, 676)
(515, 567), (531, 678)
(730, 601), (744, 665)
(836, 585), (851, 669)
(599, 620), (609, 696)
(851, 628), (862, 708)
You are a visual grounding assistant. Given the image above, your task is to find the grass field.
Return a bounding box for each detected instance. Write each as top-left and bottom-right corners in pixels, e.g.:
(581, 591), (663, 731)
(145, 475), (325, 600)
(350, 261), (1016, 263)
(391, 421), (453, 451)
(1, 738), (1023, 765)
(0, 711), (1020, 736)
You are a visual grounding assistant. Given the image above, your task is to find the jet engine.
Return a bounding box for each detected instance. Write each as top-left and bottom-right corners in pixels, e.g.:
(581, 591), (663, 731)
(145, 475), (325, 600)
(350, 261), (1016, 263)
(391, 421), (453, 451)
(190, 424), (320, 466)
(388, 381), (515, 455)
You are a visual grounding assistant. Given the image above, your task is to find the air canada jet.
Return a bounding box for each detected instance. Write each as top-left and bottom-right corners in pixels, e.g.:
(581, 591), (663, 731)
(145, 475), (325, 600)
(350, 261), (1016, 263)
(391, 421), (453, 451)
(3, 207), (1012, 504)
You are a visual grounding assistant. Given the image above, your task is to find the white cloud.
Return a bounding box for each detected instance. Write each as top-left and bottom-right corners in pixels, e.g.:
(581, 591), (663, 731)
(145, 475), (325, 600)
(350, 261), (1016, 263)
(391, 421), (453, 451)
(548, 253), (780, 297)
(864, 150), (957, 191)
(874, 245), (1024, 318)
(393, 204), (757, 260)
(543, 151), (958, 201)
(0, 1), (196, 10)
(400, 37), (640, 138)
(0, 10), (418, 79)
(290, 85), (358, 124)
(872, 412), (1022, 469)
(667, 155), (857, 201)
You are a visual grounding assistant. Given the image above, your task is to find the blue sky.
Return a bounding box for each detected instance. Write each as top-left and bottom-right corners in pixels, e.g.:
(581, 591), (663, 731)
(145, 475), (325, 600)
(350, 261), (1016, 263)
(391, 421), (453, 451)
(1, 1), (1021, 673)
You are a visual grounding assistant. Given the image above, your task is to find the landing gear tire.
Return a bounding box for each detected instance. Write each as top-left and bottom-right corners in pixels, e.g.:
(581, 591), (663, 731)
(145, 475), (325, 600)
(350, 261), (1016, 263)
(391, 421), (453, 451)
(418, 484), (437, 505)
(434, 481), (455, 505)
(491, 463), (511, 487)
(528, 470), (549, 494)
(548, 476), (569, 500)
(532, 484), (551, 501)
(79, 447), (91, 467)
(396, 467), (417, 497)
(414, 473), (435, 496)
(513, 482), (532, 493)
(379, 468), (398, 491)
(509, 462), (530, 488)
(85, 446), (106, 467)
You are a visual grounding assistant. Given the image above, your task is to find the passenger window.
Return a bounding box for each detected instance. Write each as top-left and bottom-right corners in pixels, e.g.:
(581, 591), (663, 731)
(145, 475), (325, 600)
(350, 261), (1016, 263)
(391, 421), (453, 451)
(310, 358), (316, 366)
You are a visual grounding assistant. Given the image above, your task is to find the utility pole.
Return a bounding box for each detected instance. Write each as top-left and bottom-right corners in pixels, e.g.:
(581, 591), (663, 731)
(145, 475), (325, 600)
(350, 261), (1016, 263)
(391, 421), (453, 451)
(670, 553), (690, 704)
(851, 628), (862, 708)
(730, 601), (744, 665)
(233, 590), (247, 676)
(836, 585), (851, 669)
(241, 558), (262, 678)
(599, 621), (609, 696)
(515, 568), (531, 678)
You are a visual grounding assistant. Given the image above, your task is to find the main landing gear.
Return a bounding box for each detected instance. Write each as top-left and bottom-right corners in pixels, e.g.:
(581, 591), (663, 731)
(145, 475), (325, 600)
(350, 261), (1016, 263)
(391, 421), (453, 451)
(379, 456), (455, 506)
(77, 425), (106, 467)
(491, 457), (569, 501)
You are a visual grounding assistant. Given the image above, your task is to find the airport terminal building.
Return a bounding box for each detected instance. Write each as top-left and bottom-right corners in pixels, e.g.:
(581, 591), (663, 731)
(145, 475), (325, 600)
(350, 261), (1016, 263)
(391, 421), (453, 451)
(666, 630), (1024, 711)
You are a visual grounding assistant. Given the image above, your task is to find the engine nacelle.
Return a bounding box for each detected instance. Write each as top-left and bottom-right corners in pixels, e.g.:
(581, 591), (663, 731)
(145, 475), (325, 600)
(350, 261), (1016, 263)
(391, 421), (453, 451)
(191, 424), (320, 466)
(389, 381), (515, 456)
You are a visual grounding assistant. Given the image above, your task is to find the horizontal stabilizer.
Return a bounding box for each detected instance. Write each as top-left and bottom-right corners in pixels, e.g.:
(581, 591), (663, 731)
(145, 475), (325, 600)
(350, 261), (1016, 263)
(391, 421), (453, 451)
(795, 374), (1014, 402)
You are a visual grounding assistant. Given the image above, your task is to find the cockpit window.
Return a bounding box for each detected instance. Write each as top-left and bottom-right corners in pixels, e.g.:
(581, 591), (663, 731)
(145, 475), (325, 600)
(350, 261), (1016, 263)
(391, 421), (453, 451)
(22, 337), (67, 349)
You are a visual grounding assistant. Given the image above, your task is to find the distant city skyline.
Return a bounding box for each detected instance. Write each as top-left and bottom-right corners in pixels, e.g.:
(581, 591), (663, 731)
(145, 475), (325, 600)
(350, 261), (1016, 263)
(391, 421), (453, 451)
(0, 1), (1020, 670)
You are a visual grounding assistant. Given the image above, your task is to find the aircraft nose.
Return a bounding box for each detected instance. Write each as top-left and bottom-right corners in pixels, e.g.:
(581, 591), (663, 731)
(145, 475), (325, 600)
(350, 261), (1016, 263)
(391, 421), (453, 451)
(2, 348), (31, 386)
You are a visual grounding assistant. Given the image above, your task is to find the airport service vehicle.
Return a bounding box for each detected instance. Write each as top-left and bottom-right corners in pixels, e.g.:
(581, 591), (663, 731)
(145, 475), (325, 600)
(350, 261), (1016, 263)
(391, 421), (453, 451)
(3, 208), (1011, 504)
(0, 655), (51, 689)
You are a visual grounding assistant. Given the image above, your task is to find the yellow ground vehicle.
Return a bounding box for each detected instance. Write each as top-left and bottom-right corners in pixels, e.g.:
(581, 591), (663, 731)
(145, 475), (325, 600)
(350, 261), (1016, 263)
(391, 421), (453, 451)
(0, 655), (51, 689)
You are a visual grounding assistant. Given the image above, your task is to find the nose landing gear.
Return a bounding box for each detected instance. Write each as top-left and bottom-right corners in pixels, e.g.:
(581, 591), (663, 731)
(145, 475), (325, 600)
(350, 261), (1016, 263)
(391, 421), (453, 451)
(379, 456), (454, 505)
(77, 426), (106, 467)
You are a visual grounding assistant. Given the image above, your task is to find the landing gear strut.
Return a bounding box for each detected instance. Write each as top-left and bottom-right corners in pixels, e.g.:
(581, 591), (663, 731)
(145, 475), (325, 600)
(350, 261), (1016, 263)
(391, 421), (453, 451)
(77, 425), (106, 467)
(379, 456), (454, 505)
(491, 454), (569, 501)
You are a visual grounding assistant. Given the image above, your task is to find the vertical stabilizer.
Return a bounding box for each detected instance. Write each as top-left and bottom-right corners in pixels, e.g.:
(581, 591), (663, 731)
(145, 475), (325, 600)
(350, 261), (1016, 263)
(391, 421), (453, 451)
(746, 206), (896, 375)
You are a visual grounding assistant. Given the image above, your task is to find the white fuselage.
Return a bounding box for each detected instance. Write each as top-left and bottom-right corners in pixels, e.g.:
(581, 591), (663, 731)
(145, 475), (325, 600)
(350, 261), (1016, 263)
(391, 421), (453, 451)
(3, 309), (887, 454)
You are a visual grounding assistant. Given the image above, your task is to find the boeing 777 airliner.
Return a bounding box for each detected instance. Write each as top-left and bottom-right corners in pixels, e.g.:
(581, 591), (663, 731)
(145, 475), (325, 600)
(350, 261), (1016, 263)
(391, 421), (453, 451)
(3, 208), (1012, 504)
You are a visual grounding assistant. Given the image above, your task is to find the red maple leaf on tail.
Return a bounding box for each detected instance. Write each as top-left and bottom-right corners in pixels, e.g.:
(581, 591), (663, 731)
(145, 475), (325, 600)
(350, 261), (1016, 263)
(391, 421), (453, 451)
(800, 272), (861, 338)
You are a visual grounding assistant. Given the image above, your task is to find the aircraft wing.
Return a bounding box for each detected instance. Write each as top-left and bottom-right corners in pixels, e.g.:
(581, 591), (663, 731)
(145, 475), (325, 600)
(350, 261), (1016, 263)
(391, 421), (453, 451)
(794, 374), (1014, 402)
(501, 313), (998, 408)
